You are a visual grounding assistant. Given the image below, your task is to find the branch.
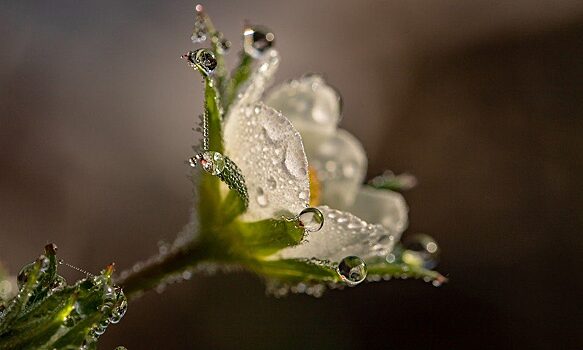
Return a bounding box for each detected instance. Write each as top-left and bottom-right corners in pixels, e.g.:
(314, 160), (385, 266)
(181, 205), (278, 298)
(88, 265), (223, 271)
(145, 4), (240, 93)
(115, 243), (207, 301)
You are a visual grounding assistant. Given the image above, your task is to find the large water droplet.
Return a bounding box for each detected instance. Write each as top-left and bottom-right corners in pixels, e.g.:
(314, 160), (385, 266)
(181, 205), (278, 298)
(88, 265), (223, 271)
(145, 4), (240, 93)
(243, 25), (275, 58)
(256, 187), (268, 207)
(185, 49), (217, 75)
(298, 207), (324, 232)
(402, 234), (439, 269)
(189, 151), (225, 175)
(337, 256), (367, 286)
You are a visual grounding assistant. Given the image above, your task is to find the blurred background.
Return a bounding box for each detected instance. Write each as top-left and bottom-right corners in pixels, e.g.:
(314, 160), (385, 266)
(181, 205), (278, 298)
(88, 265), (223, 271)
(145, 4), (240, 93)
(1, 0), (582, 349)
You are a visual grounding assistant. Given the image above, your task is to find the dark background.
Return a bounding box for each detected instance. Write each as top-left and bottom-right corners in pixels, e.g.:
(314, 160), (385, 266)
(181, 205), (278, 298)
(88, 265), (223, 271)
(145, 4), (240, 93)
(1, 1), (582, 349)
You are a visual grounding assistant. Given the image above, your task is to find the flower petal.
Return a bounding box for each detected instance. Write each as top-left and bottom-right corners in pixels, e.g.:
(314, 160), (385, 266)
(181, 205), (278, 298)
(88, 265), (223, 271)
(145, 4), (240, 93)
(348, 186), (409, 239)
(309, 129), (367, 209)
(224, 102), (310, 221)
(265, 74), (341, 140)
(276, 206), (398, 262)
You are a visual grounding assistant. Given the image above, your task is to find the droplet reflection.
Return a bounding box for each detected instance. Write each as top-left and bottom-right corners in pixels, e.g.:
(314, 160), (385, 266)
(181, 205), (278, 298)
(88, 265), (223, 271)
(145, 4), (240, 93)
(298, 207), (324, 232)
(337, 256), (367, 286)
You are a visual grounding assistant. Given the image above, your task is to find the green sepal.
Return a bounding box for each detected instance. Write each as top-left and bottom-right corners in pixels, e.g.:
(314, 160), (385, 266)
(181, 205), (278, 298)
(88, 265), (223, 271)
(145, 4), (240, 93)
(234, 218), (305, 257)
(250, 258), (340, 284)
(204, 78), (224, 153)
(223, 53), (253, 113)
(368, 171), (417, 192)
(366, 259), (447, 286)
(220, 190), (247, 224)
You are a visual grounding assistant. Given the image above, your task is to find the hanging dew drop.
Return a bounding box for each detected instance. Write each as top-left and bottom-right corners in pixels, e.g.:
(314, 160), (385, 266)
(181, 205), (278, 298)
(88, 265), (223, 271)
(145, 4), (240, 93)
(337, 256), (367, 286)
(298, 207), (324, 232)
(243, 25), (275, 58)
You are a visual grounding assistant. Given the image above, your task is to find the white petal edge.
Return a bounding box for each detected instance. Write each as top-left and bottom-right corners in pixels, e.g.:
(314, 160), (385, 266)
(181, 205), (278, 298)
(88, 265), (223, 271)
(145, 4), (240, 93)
(275, 206), (398, 262)
(309, 129), (367, 210)
(224, 102), (310, 221)
(265, 74), (341, 140)
(348, 186), (409, 240)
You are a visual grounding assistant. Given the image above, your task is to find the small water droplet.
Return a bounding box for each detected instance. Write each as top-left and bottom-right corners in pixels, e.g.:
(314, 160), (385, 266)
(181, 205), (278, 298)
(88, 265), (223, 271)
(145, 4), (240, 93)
(243, 25), (275, 58)
(266, 176), (277, 190)
(337, 256), (367, 286)
(402, 234), (439, 269)
(298, 207), (324, 232)
(256, 187), (268, 207)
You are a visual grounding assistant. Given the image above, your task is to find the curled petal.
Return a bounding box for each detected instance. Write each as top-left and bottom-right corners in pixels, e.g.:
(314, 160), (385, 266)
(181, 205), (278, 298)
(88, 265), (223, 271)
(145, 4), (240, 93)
(348, 186), (409, 239)
(275, 206), (398, 262)
(309, 129), (367, 209)
(265, 74), (341, 141)
(224, 102), (310, 221)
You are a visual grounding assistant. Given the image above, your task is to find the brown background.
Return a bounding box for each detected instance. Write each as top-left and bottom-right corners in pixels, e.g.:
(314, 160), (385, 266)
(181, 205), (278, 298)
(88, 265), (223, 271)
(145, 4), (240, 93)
(1, 0), (582, 349)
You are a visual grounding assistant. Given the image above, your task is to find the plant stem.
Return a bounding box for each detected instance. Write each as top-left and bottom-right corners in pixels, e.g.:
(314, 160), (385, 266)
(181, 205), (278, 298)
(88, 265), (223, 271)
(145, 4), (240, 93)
(115, 243), (207, 301)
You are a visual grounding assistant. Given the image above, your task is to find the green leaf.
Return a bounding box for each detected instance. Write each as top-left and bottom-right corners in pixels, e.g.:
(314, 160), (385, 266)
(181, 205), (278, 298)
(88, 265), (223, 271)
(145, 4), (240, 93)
(0, 245), (128, 349)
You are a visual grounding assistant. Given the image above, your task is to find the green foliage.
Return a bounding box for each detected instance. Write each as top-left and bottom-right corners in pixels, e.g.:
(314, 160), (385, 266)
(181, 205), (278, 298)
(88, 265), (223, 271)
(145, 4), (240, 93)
(0, 244), (127, 350)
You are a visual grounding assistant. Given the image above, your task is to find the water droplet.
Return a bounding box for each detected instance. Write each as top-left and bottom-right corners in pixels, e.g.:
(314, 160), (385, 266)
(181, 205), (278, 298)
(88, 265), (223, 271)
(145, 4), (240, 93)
(402, 234), (439, 269)
(256, 187), (268, 207)
(337, 256), (367, 286)
(189, 151), (225, 175)
(217, 37), (231, 53)
(298, 207), (324, 232)
(243, 25), (275, 58)
(298, 190), (309, 201)
(185, 49), (217, 75)
(109, 292), (128, 324)
(266, 176), (277, 190)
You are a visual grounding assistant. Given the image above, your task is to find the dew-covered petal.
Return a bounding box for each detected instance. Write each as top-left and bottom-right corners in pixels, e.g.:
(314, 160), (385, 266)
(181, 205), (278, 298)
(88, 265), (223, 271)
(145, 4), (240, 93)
(224, 102), (310, 221)
(308, 129), (367, 210)
(276, 206), (398, 262)
(348, 186), (408, 240)
(265, 74), (341, 142)
(230, 49), (280, 112)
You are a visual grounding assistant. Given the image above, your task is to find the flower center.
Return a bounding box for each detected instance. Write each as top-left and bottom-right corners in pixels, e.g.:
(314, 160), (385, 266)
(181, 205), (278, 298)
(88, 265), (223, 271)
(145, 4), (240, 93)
(308, 166), (321, 207)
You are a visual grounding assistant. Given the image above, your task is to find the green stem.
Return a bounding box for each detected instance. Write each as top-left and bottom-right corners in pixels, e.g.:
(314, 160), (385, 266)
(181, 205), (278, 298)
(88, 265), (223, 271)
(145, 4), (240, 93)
(115, 243), (207, 301)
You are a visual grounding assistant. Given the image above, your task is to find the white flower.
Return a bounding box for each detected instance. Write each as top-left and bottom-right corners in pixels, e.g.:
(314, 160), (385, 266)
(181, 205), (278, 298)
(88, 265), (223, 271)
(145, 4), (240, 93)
(223, 50), (408, 263)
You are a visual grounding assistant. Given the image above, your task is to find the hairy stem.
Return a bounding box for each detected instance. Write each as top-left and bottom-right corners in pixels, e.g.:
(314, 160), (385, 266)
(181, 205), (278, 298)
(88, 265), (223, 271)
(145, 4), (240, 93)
(116, 243), (207, 301)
